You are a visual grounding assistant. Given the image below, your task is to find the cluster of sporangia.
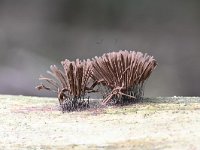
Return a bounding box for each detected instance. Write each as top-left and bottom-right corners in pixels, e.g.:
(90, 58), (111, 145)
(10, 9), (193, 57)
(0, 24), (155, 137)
(36, 50), (157, 112)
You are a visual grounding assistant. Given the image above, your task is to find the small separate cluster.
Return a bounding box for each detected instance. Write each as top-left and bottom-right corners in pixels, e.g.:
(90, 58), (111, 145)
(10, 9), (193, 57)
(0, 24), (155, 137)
(36, 59), (97, 112)
(36, 50), (157, 112)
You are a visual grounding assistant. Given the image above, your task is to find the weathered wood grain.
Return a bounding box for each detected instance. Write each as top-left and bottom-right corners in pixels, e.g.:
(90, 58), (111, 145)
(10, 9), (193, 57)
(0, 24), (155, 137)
(0, 95), (200, 149)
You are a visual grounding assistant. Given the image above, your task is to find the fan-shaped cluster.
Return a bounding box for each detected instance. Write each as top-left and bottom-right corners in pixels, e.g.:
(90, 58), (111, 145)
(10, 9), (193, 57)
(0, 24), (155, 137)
(92, 50), (157, 104)
(36, 50), (157, 112)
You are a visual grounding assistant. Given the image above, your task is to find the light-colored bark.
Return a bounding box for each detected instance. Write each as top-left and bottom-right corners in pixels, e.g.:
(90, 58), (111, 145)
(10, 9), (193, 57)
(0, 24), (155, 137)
(0, 95), (200, 149)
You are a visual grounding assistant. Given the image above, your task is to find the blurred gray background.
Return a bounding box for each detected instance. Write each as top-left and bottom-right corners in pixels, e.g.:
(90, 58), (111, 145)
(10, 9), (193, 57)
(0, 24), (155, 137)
(0, 0), (199, 97)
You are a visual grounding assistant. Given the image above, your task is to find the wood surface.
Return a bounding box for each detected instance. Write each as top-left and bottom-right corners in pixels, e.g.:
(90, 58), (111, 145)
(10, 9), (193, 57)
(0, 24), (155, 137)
(0, 95), (200, 150)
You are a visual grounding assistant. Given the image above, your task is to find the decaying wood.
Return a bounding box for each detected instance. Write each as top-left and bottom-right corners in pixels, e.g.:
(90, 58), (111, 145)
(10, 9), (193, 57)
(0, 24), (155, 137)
(2, 95), (200, 149)
(92, 50), (157, 105)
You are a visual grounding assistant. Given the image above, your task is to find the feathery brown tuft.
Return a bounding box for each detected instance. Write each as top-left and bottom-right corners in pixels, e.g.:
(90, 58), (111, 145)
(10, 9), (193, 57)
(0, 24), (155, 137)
(36, 59), (97, 112)
(36, 50), (157, 111)
(92, 50), (157, 105)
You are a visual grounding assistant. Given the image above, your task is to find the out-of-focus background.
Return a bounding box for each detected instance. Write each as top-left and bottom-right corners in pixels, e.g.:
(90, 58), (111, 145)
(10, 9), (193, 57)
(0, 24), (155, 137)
(0, 0), (199, 97)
